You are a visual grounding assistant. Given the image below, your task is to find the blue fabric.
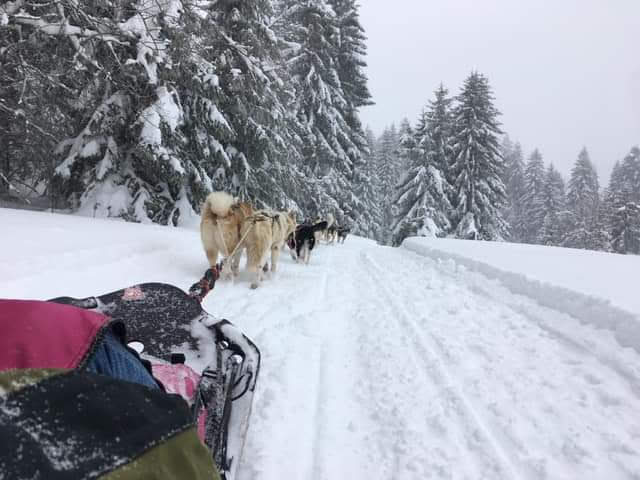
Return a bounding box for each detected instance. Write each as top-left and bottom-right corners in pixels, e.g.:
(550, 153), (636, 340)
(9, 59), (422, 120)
(86, 331), (159, 389)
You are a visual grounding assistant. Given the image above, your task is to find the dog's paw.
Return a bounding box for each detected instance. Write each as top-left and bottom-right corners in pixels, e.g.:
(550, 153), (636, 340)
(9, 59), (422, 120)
(250, 283), (259, 290)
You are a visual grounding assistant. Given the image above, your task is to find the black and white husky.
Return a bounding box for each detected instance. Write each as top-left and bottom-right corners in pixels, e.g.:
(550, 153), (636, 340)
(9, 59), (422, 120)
(287, 221), (328, 264)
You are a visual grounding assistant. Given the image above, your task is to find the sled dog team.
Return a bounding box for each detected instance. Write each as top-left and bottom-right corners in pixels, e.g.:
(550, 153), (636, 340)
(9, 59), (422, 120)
(200, 191), (350, 289)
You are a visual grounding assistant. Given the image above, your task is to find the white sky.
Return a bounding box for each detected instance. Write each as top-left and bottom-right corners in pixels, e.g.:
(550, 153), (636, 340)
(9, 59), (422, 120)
(358, 0), (640, 181)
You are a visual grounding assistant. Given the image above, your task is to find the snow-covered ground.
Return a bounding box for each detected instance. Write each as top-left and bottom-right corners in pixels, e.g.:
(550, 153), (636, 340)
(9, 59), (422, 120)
(403, 238), (640, 354)
(403, 237), (640, 316)
(3, 208), (640, 479)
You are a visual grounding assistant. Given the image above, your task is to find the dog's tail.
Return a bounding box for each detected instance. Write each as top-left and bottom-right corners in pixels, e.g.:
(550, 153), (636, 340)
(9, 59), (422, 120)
(203, 191), (235, 218)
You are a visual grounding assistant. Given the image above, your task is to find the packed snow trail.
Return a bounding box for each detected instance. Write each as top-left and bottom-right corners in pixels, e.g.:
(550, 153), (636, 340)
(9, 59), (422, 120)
(206, 237), (640, 479)
(2, 210), (640, 479)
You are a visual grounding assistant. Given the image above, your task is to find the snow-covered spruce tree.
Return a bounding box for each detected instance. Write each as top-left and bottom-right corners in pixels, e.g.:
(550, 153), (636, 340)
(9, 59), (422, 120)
(274, 0), (362, 221)
(592, 198), (613, 252)
(201, 0), (301, 209)
(391, 86), (454, 245)
(0, 15), (66, 203)
(376, 125), (401, 244)
(425, 85), (455, 202)
(327, 0), (372, 115)
(352, 127), (383, 239)
(1, 0), (236, 224)
(390, 118), (421, 245)
(168, 10), (236, 213)
(501, 138), (527, 242)
(607, 147), (640, 254)
(326, 0), (373, 228)
(539, 164), (567, 246)
(450, 72), (507, 240)
(396, 118), (415, 179)
(602, 160), (623, 239)
(0, 0), (137, 211)
(563, 148), (601, 249)
(521, 149), (547, 244)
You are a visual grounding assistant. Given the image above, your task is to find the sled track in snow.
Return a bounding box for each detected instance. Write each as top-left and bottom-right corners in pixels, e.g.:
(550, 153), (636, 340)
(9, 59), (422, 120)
(309, 341), (330, 480)
(361, 250), (525, 480)
(362, 245), (640, 479)
(235, 247), (341, 480)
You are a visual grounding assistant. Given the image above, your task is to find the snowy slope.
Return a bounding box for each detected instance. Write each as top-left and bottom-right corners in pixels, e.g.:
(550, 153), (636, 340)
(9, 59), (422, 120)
(403, 237), (640, 316)
(2, 208), (640, 479)
(403, 238), (640, 354)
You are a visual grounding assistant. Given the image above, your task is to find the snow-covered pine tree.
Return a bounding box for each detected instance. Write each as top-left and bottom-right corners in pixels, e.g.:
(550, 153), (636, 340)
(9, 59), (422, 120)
(603, 160), (623, 235)
(35, 0), (211, 224)
(501, 138), (527, 242)
(274, 0), (360, 220)
(375, 126), (401, 243)
(539, 164), (567, 245)
(352, 127), (382, 239)
(1, 0), (250, 225)
(391, 86), (454, 245)
(0, 22), (63, 204)
(396, 118), (416, 178)
(563, 148), (601, 250)
(326, 0), (373, 227)
(450, 72), (507, 240)
(592, 195), (613, 252)
(521, 149), (547, 244)
(425, 84), (454, 215)
(327, 0), (373, 114)
(607, 147), (640, 254)
(390, 118), (422, 245)
(199, 0), (297, 209)
(163, 6), (235, 221)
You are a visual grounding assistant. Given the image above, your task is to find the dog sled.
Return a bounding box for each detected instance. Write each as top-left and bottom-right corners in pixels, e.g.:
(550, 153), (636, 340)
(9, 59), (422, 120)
(0, 267), (260, 480)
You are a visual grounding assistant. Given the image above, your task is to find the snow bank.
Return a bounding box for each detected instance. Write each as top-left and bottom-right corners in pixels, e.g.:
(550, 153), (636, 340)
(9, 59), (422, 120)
(0, 208), (196, 300)
(402, 237), (640, 353)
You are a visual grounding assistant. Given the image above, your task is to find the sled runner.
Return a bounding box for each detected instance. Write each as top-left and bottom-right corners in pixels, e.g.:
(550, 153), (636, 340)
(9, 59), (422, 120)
(48, 268), (261, 480)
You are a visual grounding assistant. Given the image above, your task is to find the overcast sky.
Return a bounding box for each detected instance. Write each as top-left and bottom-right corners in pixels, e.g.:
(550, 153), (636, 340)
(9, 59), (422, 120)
(358, 0), (640, 180)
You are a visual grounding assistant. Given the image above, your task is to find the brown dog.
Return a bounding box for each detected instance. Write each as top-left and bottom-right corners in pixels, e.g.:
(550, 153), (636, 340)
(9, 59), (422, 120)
(200, 192), (253, 278)
(242, 210), (293, 289)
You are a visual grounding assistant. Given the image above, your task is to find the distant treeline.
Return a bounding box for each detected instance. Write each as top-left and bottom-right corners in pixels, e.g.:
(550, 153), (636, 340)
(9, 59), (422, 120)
(368, 76), (640, 254)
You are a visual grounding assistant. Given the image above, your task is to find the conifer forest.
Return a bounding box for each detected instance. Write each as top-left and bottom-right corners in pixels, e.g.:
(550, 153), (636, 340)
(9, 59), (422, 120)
(1, 0), (638, 253)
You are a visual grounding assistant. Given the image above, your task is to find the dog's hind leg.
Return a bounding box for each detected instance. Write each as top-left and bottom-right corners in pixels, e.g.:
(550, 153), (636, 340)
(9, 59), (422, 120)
(295, 242), (303, 263)
(245, 244), (260, 289)
(205, 248), (218, 269)
(270, 246), (281, 274)
(247, 243), (270, 289)
(230, 249), (242, 278)
(247, 261), (261, 289)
